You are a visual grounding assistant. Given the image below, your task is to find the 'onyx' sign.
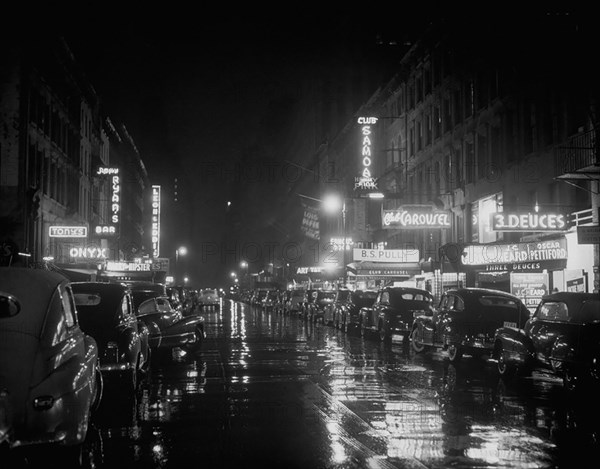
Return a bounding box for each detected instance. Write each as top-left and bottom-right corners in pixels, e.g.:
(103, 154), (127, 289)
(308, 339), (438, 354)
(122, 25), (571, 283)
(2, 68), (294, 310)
(491, 212), (568, 232)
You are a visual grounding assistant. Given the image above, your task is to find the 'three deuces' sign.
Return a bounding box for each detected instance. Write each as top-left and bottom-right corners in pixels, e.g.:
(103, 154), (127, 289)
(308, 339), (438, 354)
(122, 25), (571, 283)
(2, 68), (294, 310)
(491, 212), (568, 232)
(382, 207), (451, 229)
(354, 117), (379, 191)
(462, 238), (568, 266)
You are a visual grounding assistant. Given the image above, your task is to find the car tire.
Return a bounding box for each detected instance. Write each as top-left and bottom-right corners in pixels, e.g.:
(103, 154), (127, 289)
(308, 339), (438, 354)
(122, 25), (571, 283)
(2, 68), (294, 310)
(411, 326), (426, 353)
(495, 344), (515, 379)
(447, 344), (463, 363)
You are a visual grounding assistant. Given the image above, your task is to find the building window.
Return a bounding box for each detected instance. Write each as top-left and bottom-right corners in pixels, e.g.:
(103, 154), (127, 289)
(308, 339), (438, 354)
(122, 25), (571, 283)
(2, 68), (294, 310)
(424, 67), (432, 96)
(416, 76), (423, 103)
(465, 81), (474, 118)
(425, 113), (432, 146)
(433, 105), (441, 139)
(452, 89), (462, 126)
(416, 120), (422, 152)
(443, 98), (452, 133)
(477, 130), (488, 180)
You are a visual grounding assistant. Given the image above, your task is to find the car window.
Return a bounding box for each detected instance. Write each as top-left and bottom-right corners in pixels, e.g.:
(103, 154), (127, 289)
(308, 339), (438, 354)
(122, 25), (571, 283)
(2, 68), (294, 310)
(73, 293), (102, 306)
(61, 286), (77, 328)
(0, 293), (20, 318)
(381, 292), (390, 304)
(448, 295), (465, 311)
(478, 296), (517, 307)
(537, 301), (569, 321)
(579, 301), (600, 323)
(120, 296), (130, 320)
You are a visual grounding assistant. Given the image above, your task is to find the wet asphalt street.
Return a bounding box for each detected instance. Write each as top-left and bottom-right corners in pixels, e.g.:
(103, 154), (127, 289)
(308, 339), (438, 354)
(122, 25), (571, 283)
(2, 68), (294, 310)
(12, 299), (600, 468)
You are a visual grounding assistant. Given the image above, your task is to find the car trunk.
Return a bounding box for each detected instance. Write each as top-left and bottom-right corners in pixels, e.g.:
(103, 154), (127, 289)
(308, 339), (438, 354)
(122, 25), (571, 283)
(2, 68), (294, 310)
(473, 305), (525, 337)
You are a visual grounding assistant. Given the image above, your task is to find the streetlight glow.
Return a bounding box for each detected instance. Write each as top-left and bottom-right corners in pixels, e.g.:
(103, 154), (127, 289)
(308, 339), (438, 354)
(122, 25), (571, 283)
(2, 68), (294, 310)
(323, 194), (342, 213)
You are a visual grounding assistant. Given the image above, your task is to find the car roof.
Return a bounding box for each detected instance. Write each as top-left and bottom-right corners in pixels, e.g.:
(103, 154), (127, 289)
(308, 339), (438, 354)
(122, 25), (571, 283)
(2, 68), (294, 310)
(0, 267), (70, 337)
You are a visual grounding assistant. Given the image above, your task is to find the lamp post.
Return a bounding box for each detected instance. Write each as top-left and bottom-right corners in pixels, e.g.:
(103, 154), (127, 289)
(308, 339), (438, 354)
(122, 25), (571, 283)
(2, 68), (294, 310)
(175, 246), (187, 284)
(323, 194), (348, 288)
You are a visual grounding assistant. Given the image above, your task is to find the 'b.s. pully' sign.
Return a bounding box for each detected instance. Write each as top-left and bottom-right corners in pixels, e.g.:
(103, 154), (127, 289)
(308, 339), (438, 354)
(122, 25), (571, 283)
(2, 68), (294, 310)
(355, 117), (378, 191)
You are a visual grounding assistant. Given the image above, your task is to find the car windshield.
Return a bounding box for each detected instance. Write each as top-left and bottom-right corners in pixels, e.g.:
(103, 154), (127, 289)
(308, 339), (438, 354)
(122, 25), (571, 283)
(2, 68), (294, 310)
(317, 291), (336, 300)
(291, 291), (304, 297)
(203, 289), (217, 295)
(337, 291), (351, 301)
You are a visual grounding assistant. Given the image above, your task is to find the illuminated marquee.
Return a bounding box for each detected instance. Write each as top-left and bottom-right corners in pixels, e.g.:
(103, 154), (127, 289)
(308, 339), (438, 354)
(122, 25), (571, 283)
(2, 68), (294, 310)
(355, 117), (379, 190)
(94, 225), (117, 236)
(69, 247), (107, 259)
(462, 238), (568, 266)
(106, 261), (151, 272)
(152, 185), (161, 257)
(382, 208), (451, 229)
(49, 226), (88, 238)
(491, 212), (568, 232)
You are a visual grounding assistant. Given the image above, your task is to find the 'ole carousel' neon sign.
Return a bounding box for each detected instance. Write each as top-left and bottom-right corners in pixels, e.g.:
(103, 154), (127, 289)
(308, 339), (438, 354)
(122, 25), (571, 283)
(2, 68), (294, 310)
(355, 117), (378, 190)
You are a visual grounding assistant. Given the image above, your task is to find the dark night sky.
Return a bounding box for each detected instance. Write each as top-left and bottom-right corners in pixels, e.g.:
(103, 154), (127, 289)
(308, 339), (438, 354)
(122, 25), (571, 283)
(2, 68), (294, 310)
(15, 3), (583, 286)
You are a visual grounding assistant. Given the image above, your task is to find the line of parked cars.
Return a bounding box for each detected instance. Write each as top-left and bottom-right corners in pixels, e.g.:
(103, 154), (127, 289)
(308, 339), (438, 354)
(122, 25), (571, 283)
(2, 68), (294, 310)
(0, 267), (206, 463)
(241, 284), (600, 395)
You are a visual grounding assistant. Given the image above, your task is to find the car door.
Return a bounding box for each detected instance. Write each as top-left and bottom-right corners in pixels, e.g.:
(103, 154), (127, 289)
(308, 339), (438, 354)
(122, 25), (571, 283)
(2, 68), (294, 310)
(527, 301), (571, 364)
(374, 290), (391, 329)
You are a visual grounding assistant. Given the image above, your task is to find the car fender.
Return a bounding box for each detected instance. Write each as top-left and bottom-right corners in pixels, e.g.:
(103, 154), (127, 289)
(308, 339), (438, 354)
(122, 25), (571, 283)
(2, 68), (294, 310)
(493, 326), (535, 364)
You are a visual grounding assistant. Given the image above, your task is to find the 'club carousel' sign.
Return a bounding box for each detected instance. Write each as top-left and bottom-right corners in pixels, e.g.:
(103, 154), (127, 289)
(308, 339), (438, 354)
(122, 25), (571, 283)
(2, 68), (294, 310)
(382, 207), (451, 229)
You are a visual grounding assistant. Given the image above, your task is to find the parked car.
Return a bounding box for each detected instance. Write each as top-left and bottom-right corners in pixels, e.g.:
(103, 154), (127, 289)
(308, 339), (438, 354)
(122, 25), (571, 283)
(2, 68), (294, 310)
(275, 290), (291, 314)
(129, 282), (205, 351)
(307, 290), (337, 323)
(336, 290), (378, 332)
(300, 289), (319, 320)
(323, 289), (350, 326)
(72, 281), (151, 393)
(251, 289), (268, 307)
(0, 268), (101, 458)
(493, 291), (600, 391)
(285, 289), (305, 314)
(262, 290), (279, 311)
(360, 287), (434, 343)
(411, 287), (529, 363)
(197, 288), (220, 308)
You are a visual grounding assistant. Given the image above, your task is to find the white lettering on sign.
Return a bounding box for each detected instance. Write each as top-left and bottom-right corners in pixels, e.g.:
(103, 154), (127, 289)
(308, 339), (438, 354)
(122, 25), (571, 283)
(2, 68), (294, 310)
(357, 117), (377, 183)
(106, 261), (151, 272)
(152, 185), (161, 257)
(462, 239), (568, 266)
(69, 247), (107, 259)
(95, 225), (116, 235)
(382, 209), (451, 229)
(353, 248), (420, 263)
(491, 212), (567, 231)
(111, 175), (120, 224)
(96, 167), (119, 175)
(49, 226), (88, 238)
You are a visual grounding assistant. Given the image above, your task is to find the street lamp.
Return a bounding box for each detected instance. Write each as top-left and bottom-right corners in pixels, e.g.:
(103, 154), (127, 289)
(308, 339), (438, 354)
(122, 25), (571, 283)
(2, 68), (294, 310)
(323, 193), (347, 287)
(175, 246), (187, 284)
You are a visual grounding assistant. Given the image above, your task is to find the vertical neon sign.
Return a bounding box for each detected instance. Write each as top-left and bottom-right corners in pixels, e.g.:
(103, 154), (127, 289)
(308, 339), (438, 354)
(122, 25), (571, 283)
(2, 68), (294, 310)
(152, 185), (161, 257)
(355, 117), (379, 190)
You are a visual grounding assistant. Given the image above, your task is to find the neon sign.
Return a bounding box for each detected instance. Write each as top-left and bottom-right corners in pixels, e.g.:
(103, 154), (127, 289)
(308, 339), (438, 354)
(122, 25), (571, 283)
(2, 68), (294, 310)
(69, 247), (107, 259)
(462, 238), (568, 266)
(491, 212), (568, 231)
(94, 225), (116, 236)
(355, 117), (378, 191)
(382, 208), (451, 229)
(152, 185), (161, 257)
(49, 226), (88, 238)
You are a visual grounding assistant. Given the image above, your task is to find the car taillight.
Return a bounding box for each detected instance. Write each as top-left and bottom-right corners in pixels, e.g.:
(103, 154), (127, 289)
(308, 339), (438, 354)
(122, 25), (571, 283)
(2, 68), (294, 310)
(33, 395), (54, 410)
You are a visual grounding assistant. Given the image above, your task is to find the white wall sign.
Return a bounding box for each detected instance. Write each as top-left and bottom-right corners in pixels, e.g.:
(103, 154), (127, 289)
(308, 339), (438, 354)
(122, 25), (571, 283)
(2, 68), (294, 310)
(353, 248), (420, 263)
(49, 226), (88, 238)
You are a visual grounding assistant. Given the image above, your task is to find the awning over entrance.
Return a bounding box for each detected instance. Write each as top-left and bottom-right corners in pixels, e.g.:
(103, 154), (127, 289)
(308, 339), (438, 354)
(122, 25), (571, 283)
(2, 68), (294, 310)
(348, 261), (422, 279)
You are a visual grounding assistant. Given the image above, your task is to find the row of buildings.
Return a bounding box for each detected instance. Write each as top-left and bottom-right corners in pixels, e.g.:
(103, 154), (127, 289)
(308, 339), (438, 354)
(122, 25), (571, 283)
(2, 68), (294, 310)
(0, 38), (163, 282)
(285, 14), (598, 304)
